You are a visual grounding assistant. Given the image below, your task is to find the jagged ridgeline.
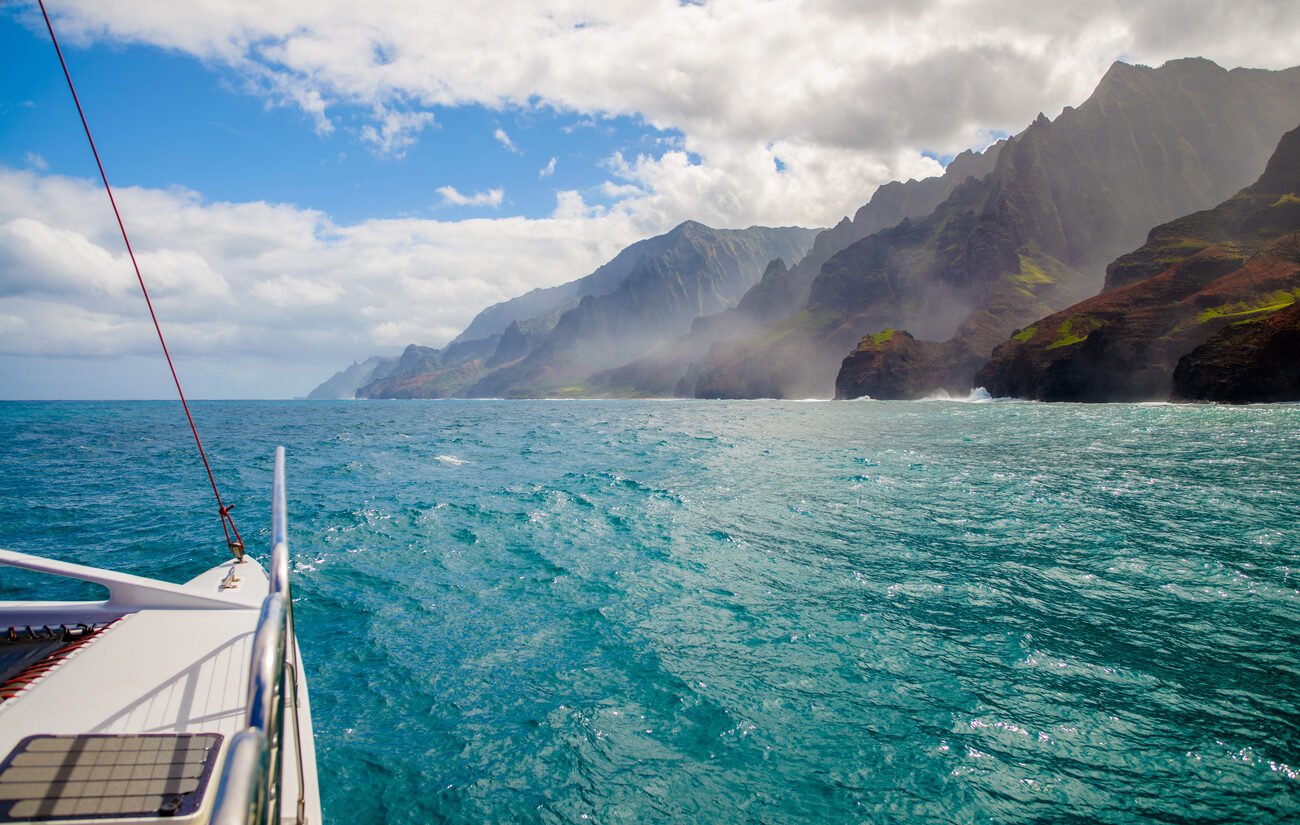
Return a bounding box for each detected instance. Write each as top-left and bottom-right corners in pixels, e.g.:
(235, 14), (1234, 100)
(311, 222), (816, 399)
(309, 145), (1003, 400)
(974, 123), (1300, 403)
(735, 57), (1300, 400)
(311, 57), (1300, 402)
(306, 355), (398, 400)
(598, 143), (1005, 397)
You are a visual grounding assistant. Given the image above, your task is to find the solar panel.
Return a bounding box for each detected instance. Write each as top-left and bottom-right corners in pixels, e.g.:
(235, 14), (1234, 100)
(0, 734), (222, 822)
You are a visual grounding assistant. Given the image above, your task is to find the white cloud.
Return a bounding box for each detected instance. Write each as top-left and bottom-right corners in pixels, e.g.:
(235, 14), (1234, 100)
(0, 218), (134, 298)
(552, 190), (601, 220)
(32, 0), (1300, 232)
(24, 152), (48, 171)
(0, 167), (640, 397)
(436, 186), (505, 208)
(600, 181), (643, 200)
(359, 106), (434, 157)
(494, 128), (521, 154)
(252, 275), (344, 307)
(539, 156), (557, 178)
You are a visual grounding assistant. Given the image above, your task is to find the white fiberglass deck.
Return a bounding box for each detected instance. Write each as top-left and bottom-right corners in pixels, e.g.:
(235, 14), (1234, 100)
(0, 551), (320, 825)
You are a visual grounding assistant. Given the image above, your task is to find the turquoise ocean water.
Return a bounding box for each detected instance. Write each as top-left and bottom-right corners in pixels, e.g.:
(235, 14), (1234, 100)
(1, 399), (1297, 823)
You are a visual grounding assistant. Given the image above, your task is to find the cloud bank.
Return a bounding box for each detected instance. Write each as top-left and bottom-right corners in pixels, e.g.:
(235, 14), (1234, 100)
(0, 169), (640, 396)
(26, 0), (1300, 232)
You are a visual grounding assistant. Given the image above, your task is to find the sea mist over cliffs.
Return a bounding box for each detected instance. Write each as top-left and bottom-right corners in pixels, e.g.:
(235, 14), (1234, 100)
(313, 58), (1300, 404)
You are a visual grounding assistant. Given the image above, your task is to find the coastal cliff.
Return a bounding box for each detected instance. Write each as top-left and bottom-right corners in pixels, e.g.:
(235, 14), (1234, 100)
(310, 58), (1300, 405)
(975, 124), (1300, 402)
(347, 222), (816, 398)
(729, 58), (1300, 400)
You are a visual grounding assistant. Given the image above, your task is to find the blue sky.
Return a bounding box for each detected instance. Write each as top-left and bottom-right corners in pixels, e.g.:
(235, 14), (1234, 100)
(1, 1), (1297, 398)
(1, 13), (678, 224)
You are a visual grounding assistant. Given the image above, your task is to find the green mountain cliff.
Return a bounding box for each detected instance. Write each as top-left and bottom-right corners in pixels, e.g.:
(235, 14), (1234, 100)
(974, 124), (1300, 402)
(597, 142), (1005, 396)
(707, 58), (1300, 400)
(344, 222), (815, 399)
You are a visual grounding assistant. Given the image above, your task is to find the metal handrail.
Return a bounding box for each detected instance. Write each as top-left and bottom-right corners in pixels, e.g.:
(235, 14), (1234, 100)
(211, 448), (307, 825)
(212, 730), (269, 822)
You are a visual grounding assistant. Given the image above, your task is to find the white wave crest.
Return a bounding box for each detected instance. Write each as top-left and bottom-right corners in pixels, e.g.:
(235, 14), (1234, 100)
(917, 387), (998, 403)
(844, 387), (1007, 402)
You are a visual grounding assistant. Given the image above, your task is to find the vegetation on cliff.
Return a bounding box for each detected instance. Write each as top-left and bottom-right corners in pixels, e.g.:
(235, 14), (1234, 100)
(749, 58), (1300, 400)
(976, 124), (1300, 402)
(308, 59), (1300, 405)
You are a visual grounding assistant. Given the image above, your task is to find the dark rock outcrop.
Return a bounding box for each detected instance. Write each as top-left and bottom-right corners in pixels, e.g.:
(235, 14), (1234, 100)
(1172, 301), (1300, 402)
(835, 331), (983, 400)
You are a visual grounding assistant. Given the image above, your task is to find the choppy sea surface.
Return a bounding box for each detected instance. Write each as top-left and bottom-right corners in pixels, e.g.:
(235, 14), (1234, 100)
(1, 399), (1297, 823)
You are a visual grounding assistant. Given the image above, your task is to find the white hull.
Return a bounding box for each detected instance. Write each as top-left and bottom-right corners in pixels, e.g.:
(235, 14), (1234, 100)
(0, 452), (321, 824)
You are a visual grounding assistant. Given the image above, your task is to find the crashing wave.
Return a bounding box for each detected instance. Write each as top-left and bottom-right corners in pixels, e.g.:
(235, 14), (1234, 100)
(916, 387), (997, 403)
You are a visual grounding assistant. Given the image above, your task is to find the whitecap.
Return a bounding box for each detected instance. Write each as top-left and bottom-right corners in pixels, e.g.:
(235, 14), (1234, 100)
(436, 454), (467, 465)
(916, 387), (994, 403)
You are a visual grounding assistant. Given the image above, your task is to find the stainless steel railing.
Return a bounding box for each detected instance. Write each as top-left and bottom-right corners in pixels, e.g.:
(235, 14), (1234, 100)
(211, 447), (307, 825)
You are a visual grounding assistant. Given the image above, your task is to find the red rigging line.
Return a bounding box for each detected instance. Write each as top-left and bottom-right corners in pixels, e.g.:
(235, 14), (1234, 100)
(38, 0), (245, 559)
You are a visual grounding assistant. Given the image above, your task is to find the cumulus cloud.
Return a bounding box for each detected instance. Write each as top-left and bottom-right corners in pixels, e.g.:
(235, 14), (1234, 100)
(0, 218), (133, 298)
(0, 167), (640, 396)
(28, 0), (1300, 233)
(436, 186), (505, 208)
(251, 275), (344, 307)
(539, 157), (557, 178)
(552, 190), (601, 221)
(494, 128), (521, 154)
(359, 106), (434, 157)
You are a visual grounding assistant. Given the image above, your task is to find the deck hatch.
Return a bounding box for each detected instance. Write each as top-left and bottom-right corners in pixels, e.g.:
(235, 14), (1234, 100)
(0, 734), (221, 822)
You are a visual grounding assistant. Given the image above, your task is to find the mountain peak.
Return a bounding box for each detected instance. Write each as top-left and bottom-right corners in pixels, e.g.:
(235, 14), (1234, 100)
(1096, 57), (1230, 98)
(671, 219), (711, 234)
(1158, 56), (1227, 74)
(1256, 124), (1300, 194)
(1097, 59), (1145, 86)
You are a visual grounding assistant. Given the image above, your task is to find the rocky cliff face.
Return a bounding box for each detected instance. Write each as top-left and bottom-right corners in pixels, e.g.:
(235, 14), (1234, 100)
(306, 354), (399, 399)
(694, 58), (1300, 399)
(324, 221), (816, 399)
(835, 331), (979, 400)
(975, 124), (1300, 402)
(449, 231), (686, 346)
(462, 222), (816, 397)
(736, 144), (1006, 324)
(357, 337), (499, 399)
(597, 142), (1005, 397)
(1171, 300), (1300, 402)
